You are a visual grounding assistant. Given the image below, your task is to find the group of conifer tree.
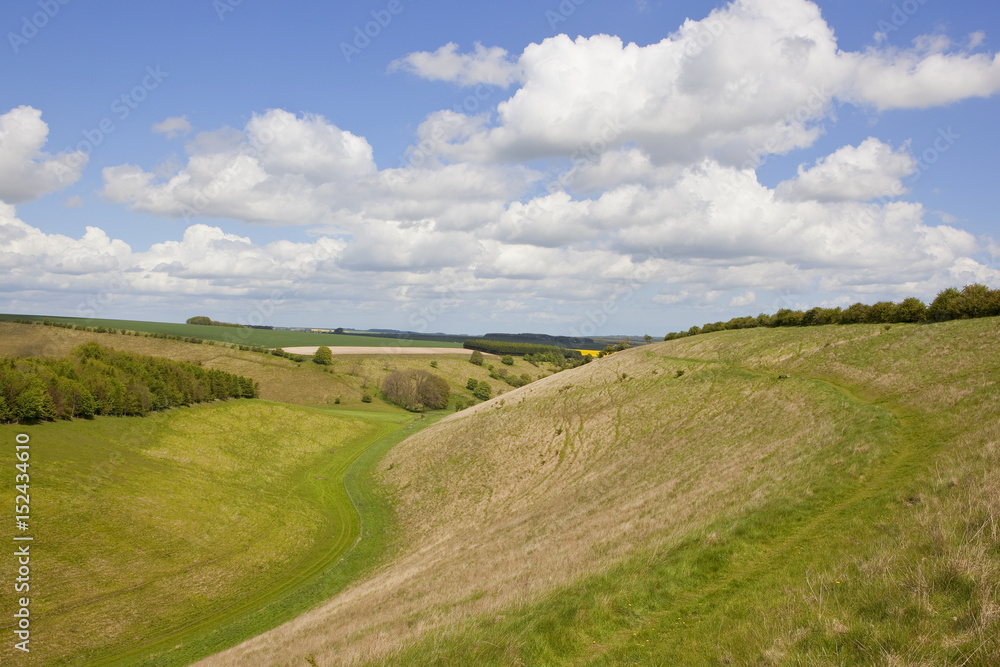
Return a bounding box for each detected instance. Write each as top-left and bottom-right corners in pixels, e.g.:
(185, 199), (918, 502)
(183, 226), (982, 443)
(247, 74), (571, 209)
(0, 342), (257, 424)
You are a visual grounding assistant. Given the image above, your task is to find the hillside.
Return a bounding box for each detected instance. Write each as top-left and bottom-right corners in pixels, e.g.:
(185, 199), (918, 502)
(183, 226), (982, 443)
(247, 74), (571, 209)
(205, 318), (1000, 665)
(0, 321), (547, 412)
(0, 321), (569, 664)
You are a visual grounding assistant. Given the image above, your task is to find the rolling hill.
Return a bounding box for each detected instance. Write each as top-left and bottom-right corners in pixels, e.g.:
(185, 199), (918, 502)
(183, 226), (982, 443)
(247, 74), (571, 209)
(203, 317), (1000, 665)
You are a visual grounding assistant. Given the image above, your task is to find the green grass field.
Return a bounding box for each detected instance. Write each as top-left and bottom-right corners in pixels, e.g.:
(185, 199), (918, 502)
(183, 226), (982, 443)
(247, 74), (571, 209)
(0, 314), (462, 349)
(0, 400), (445, 665)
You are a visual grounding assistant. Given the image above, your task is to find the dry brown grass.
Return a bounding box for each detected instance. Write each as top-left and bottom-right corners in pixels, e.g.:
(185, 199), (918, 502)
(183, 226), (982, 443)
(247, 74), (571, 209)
(201, 327), (906, 665)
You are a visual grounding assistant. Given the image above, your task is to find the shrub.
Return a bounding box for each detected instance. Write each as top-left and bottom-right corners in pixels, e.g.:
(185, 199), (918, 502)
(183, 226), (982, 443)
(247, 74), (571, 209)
(469, 350), (484, 366)
(928, 288), (962, 321)
(894, 297), (927, 323)
(381, 370), (450, 411)
(313, 346), (333, 365)
(466, 378), (478, 391)
(361, 393), (372, 403)
(472, 382), (492, 401)
(501, 355), (514, 366)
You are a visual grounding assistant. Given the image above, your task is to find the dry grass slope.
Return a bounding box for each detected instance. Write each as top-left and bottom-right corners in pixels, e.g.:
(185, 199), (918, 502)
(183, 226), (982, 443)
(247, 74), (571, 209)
(203, 319), (1000, 665)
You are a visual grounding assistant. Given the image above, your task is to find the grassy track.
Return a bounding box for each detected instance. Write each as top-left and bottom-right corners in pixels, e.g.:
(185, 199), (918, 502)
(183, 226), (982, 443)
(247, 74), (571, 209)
(0, 314), (462, 349)
(126, 410), (450, 667)
(0, 401), (442, 665)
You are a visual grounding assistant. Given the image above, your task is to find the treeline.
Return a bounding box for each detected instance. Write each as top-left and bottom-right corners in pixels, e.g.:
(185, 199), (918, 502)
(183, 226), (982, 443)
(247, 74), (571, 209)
(186, 316), (246, 328)
(0, 342), (258, 424)
(480, 332), (598, 348)
(463, 339), (583, 359)
(664, 284), (1000, 341)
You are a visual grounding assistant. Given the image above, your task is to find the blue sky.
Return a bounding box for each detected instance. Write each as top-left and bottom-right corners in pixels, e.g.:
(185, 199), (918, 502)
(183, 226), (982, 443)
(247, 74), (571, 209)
(1, 0), (999, 336)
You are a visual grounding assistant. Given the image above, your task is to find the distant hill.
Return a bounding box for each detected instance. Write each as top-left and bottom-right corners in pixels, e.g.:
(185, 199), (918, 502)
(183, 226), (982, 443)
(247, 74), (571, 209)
(209, 317), (1000, 665)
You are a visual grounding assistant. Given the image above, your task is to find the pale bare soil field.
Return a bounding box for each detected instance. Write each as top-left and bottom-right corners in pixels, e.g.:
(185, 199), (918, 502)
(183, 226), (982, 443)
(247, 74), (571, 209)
(202, 319), (1000, 665)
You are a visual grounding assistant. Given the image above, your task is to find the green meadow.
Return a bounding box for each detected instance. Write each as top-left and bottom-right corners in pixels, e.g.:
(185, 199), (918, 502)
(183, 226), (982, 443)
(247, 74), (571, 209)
(0, 399), (446, 665)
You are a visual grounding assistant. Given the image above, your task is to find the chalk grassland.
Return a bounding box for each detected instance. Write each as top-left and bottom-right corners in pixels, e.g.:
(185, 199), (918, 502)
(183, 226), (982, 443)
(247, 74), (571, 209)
(205, 318), (1000, 665)
(0, 314), (463, 349)
(0, 322), (534, 411)
(0, 400), (414, 665)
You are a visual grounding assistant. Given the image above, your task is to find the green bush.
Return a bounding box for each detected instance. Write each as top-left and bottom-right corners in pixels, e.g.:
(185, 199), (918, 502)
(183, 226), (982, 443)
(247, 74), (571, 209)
(472, 382), (493, 401)
(312, 346), (333, 365)
(381, 370), (450, 412)
(466, 378), (478, 391)
(469, 350), (484, 366)
(501, 355), (514, 366)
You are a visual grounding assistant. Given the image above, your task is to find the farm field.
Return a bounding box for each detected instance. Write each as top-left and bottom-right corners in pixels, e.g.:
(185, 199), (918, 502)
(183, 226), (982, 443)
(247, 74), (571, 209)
(0, 314), (463, 349)
(205, 317), (1000, 666)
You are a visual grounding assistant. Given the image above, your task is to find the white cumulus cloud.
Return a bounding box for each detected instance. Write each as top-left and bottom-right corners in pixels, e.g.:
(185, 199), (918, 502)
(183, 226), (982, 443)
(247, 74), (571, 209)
(0, 106), (88, 204)
(776, 138), (917, 202)
(389, 42), (521, 87)
(151, 115), (193, 139)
